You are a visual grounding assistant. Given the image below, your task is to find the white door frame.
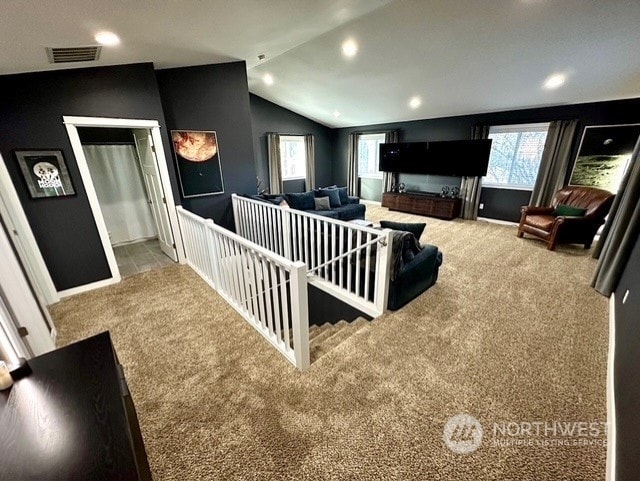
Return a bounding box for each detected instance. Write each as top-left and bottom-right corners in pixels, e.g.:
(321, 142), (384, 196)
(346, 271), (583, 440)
(0, 218), (56, 357)
(62, 116), (186, 297)
(0, 153), (60, 306)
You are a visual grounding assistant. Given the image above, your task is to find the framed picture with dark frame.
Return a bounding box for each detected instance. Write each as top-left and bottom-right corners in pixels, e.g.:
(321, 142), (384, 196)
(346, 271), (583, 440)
(14, 149), (76, 198)
(569, 124), (640, 193)
(170, 130), (224, 198)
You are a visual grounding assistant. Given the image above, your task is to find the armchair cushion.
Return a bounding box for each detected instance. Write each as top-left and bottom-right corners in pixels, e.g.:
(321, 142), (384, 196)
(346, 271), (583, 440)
(525, 215), (555, 231)
(553, 204), (586, 217)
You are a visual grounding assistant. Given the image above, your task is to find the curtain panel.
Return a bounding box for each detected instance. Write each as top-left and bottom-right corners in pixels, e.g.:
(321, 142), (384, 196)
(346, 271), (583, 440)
(460, 125), (490, 220)
(304, 134), (315, 191)
(347, 133), (359, 196)
(267, 133), (283, 195)
(592, 138), (640, 296)
(530, 119), (579, 207)
(382, 130), (399, 193)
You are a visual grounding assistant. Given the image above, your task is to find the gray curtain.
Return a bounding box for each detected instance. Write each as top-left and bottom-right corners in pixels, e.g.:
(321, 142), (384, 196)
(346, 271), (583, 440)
(267, 133), (282, 194)
(529, 119), (579, 207)
(591, 138), (640, 296)
(382, 130), (399, 193)
(304, 134), (315, 190)
(347, 133), (359, 196)
(460, 125), (489, 220)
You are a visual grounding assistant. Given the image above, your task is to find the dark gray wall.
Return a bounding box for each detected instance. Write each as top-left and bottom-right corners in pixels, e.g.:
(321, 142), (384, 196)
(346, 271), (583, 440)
(156, 62), (255, 229)
(614, 226), (640, 481)
(250, 94), (334, 193)
(0, 63), (175, 290)
(334, 98), (640, 220)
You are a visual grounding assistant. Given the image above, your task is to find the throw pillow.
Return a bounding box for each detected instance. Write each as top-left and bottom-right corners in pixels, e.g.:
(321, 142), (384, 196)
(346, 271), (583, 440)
(553, 204), (586, 217)
(380, 220), (426, 241)
(284, 191), (315, 211)
(314, 196), (331, 211)
(336, 186), (349, 205)
(317, 187), (342, 208)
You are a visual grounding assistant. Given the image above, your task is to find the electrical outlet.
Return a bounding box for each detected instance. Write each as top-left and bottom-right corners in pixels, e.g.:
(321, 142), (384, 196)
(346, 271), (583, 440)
(479, 203), (484, 210)
(623, 289), (630, 304)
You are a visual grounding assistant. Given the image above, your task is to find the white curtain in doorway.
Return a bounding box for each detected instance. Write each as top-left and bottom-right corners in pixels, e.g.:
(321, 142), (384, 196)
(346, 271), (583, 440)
(83, 145), (157, 245)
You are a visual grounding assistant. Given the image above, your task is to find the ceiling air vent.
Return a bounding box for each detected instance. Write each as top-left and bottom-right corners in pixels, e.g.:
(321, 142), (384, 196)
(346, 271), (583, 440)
(45, 46), (102, 64)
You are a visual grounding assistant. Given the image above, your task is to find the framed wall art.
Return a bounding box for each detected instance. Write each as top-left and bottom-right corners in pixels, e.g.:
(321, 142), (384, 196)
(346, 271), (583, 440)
(171, 130), (224, 198)
(15, 149), (76, 198)
(569, 124), (640, 193)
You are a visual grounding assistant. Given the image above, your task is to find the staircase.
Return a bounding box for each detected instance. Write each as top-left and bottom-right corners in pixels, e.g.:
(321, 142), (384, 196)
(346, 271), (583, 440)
(309, 317), (369, 363)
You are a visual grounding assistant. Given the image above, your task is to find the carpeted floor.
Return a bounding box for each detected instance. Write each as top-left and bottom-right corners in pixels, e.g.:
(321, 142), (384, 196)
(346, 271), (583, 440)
(50, 205), (608, 480)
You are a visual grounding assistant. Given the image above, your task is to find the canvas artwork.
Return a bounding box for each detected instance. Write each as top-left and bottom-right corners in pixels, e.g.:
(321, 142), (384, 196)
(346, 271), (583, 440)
(171, 130), (224, 198)
(15, 150), (76, 198)
(569, 124), (640, 193)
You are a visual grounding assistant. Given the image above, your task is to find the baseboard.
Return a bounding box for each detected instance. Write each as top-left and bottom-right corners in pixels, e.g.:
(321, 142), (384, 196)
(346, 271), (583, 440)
(477, 216), (518, 227)
(58, 276), (120, 298)
(607, 293), (617, 481)
(360, 199), (382, 206)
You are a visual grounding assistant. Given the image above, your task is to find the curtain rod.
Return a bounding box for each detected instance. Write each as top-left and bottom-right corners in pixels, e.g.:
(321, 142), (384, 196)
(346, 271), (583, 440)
(267, 132), (311, 136)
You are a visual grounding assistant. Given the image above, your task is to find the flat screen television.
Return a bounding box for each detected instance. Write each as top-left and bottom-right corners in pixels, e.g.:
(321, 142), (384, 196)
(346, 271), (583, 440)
(379, 139), (492, 177)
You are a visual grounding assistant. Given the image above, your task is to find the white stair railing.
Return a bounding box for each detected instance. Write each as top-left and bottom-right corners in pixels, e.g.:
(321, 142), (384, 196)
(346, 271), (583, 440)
(232, 194), (393, 317)
(177, 206), (310, 370)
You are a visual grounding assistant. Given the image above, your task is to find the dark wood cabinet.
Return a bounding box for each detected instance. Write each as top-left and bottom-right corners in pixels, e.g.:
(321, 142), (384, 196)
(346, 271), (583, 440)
(382, 192), (462, 220)
(0, 332), (152, 481)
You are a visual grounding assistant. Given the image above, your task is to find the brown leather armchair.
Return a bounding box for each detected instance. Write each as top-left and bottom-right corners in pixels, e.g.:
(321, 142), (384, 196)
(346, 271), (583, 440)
(517, 186), (615, 250)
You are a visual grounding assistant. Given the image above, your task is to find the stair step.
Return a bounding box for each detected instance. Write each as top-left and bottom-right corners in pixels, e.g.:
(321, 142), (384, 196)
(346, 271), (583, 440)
(310, 318), (369, 362)
(309, 321), (346, 346)
(308, 322), (333, 342)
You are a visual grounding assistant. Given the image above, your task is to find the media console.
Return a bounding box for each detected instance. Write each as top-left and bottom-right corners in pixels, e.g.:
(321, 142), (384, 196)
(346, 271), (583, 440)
(382, 192), (462, 220)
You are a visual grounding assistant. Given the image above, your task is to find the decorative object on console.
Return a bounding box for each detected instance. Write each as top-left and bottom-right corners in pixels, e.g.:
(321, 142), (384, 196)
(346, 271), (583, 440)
(0, 361), (13, 390)
(450, 186), (460, 198)
(171, 130), (224, 198)
(15, 149), (76, 198)
(398, 182), (406, 193)
(440, 186), (450, 198)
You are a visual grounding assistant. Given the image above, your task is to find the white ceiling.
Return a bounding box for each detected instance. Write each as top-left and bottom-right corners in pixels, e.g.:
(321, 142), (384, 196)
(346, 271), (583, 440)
(1, 0), (639, 128)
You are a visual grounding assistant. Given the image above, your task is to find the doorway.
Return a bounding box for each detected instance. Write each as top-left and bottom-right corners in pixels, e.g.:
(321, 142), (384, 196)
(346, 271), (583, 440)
(64, 116), (185, 294)
(79, 127), (176, 277)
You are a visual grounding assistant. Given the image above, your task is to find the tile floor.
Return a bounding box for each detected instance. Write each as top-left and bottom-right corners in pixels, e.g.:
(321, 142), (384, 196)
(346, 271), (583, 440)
(113, 238), (174, 278)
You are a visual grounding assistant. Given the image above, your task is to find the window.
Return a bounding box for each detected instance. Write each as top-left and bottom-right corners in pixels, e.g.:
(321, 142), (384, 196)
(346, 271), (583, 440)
(279, 135), (306, 180)
(358, 133), (386, 179)
(483, 123), (550, 189)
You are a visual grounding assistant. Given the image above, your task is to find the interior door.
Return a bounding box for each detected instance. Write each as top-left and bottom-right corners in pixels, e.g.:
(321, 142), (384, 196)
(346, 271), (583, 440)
(132, 130), (177, 261)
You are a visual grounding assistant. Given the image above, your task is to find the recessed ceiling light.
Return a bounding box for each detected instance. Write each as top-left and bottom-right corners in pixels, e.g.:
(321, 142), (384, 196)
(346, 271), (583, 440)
(333, 110), (341, 117)
(94, 31), (120, 46)
(263, 73), (274, 85)
(341, 39), (358, 57)
(409, 96), (422, 109)
(543, 73), (565, 89)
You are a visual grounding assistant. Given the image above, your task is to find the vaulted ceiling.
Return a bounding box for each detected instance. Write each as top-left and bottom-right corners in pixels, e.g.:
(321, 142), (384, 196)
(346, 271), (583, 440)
(2, 0), (639, 128)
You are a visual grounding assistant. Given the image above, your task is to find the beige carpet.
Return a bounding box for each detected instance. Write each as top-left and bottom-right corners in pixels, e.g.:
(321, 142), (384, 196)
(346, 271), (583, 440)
(50, 206), (608, 480)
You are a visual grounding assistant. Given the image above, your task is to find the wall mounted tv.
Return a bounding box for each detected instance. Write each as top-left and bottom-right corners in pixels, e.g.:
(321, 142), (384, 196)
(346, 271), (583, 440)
(379, 139), (492, 177)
